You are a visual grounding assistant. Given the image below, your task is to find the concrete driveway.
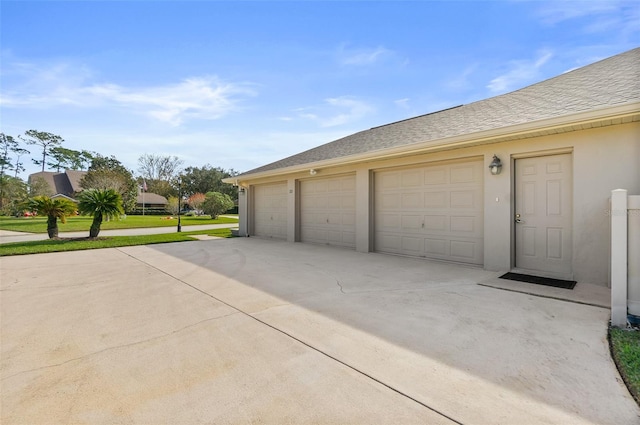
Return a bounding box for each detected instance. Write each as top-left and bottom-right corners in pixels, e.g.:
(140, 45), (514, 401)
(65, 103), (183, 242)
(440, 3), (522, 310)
(1, 238), (638, 424)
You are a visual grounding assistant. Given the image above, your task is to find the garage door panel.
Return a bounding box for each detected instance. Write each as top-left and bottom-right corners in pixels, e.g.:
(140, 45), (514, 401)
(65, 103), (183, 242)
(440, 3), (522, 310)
(450, 165), (477, 183)
(425, 215), (447, 231)
(402, 169), (423, 186)
(379, 214), (400, 229)
(425, 238), (448, 256)
(253, 182), (288, 240)
(402, 236), (423, 253)
(425, 169), (447, 184)
(450, 240), (478, 260)
(425, 192), (447, 208)
(402, 192), (423, 208)
(401, 215), (422, 230)
(451, 216), (477, 233)
(375, 159), (483, 265)
(328, 197), (342, 208)
(342, 213), (355, 226)
(378, 234), (401, 252)
(450, 191), (477, 208)
(300, 175), (356, 249)
(380, 172), (400, 189)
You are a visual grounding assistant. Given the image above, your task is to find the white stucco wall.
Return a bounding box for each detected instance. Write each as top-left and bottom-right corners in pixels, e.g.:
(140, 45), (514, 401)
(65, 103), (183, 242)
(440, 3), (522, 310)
(238, 121), (640, 287)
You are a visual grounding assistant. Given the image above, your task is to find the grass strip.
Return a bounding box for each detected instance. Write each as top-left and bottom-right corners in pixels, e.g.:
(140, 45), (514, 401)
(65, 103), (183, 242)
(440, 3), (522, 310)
(0, 228), (232, 256)
(609, 327), (640, 405)
(0, 215), (238, 233)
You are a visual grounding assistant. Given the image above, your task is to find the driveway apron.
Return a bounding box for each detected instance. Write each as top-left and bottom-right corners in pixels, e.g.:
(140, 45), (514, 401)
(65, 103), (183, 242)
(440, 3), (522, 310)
(1, 238), (638, 424)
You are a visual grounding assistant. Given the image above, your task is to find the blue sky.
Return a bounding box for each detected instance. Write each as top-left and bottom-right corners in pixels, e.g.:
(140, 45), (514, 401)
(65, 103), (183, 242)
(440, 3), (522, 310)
(1, 1), (638, 178)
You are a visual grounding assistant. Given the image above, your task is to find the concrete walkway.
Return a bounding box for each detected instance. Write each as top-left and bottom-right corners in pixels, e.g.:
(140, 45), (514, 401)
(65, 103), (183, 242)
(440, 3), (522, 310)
(0, 223), (238, 244)
(1, 238), (637, 424)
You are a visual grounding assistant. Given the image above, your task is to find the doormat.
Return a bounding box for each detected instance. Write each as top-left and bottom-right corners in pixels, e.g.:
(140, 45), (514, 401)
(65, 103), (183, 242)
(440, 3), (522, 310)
(499, 272), (576, 290)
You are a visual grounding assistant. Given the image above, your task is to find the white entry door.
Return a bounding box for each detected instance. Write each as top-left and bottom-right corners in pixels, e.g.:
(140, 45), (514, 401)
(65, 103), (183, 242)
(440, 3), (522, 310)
(515, 154), (572, 277)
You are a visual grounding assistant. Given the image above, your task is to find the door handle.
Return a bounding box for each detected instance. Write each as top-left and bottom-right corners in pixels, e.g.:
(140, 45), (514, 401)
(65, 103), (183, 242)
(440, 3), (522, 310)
(515, 213), (523, 224)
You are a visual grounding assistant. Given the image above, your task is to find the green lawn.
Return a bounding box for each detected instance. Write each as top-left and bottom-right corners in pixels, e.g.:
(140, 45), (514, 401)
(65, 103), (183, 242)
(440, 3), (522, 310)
(610, 327), (640, 405)
(0, 228), (233, 256)
(0, 214), (238, 233)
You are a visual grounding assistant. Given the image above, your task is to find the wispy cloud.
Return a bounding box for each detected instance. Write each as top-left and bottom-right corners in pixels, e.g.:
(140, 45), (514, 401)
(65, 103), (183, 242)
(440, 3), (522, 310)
(0, 59), (256, 126)
(535, 0), (639, 36)
(337, 44), (392, 66)
(487, 50), (553, 93)
(394, 98), (410, 109)
(445, 64), (478, 91)
(535, 0), (619, 25)
(296, 96), (374, 127)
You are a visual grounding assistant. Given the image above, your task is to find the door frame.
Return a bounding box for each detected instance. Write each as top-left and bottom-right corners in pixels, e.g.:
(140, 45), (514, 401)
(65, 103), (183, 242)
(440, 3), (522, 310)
(510, 148), (574, 279)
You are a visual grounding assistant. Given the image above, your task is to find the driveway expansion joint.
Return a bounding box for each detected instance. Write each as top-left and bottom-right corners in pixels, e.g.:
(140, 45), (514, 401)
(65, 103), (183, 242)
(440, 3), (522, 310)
(119, 248), (465, 425)
(1, 312), (239, 382)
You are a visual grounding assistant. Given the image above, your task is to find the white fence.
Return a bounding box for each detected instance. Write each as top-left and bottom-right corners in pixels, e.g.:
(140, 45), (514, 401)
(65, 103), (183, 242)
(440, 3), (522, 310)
(611, 189), (640, 327)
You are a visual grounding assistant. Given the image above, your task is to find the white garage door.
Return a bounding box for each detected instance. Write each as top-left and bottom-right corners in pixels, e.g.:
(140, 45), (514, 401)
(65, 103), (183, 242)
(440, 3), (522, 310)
(252, 182), (288, 239)
(300, 175), (356, 248)
(374, 159), (484, 264)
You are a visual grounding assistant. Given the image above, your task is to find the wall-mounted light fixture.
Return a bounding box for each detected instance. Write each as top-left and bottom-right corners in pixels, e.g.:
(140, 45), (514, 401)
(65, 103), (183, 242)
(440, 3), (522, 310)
(309, 169), (317, 176)
(239, 187), (246, 194)
(489, 155), (502, 175)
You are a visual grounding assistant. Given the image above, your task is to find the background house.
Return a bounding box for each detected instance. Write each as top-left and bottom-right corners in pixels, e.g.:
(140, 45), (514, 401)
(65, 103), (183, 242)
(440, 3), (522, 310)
(225, 47), (640, 288)
(136, 190), (168, 214)
(28, 170), (169, 214)
(28, 170), (86, 200)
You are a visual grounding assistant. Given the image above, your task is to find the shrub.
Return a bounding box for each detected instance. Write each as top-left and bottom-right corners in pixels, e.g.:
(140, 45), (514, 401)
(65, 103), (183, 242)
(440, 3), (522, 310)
(202, 192), (234, 219)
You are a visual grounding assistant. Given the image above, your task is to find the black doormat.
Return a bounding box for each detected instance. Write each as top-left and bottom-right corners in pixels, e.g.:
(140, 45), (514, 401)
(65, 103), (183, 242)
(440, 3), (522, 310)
(499, 272), (576, 290)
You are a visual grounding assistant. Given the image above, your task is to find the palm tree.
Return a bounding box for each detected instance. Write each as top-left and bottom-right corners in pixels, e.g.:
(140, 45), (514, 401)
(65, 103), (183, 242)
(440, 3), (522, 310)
(26, 196), (77, 239)
(77, 188), (124, 238)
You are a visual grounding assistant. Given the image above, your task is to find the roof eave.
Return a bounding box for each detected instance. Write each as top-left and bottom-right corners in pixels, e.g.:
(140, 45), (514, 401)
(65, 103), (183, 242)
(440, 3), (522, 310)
(224, 101), (640, 185)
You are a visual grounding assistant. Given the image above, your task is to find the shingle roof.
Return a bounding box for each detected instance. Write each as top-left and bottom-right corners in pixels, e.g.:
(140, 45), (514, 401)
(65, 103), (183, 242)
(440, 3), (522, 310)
(28, 170), (87, 197)
(240, 47), (640, 177)
(65, 170), (87, 193)
(137, 192), (168, 205)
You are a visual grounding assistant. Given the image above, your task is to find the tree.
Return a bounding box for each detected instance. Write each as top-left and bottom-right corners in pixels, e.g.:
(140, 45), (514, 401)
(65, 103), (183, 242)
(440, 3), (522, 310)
(201, 192), (234, 219)
(181, 165), (239, 199)
(0, 133), (28, 209)
(0, 133), (18, 178)
(29, 176), (54, 197)
(25, 196), (77, 238)
(78, 150), (95, 170)
(166, 196), (179, 215)
(187, 192), (206, 214)
(12, 147), (30, 178)
(80, 155), (137, 213)
(47, 147), (93, 171)
(137, 153), (183, 181)
(77, 188), (124, 238)
(20, 130), (64, 172)
(0, 176), (28, 216)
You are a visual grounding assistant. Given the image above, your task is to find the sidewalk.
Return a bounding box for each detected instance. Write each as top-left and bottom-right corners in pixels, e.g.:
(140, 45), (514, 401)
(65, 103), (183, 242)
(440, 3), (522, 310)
(0, 223), (238, 245)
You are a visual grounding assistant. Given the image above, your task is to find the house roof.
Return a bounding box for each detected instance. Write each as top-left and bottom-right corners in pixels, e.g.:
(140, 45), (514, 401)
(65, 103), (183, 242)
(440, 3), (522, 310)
(28, 170), (88, 197)
(65, 170), (86, 193)
(137, 192), (168, 205)
(235, 47), (640, 179)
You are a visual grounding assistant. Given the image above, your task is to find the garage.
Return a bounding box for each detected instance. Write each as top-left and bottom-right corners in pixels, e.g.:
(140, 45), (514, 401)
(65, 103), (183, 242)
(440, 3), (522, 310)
(300, 174), (356, 248)
(252, 182), (288, 239)
(374, 159), (484, 264)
